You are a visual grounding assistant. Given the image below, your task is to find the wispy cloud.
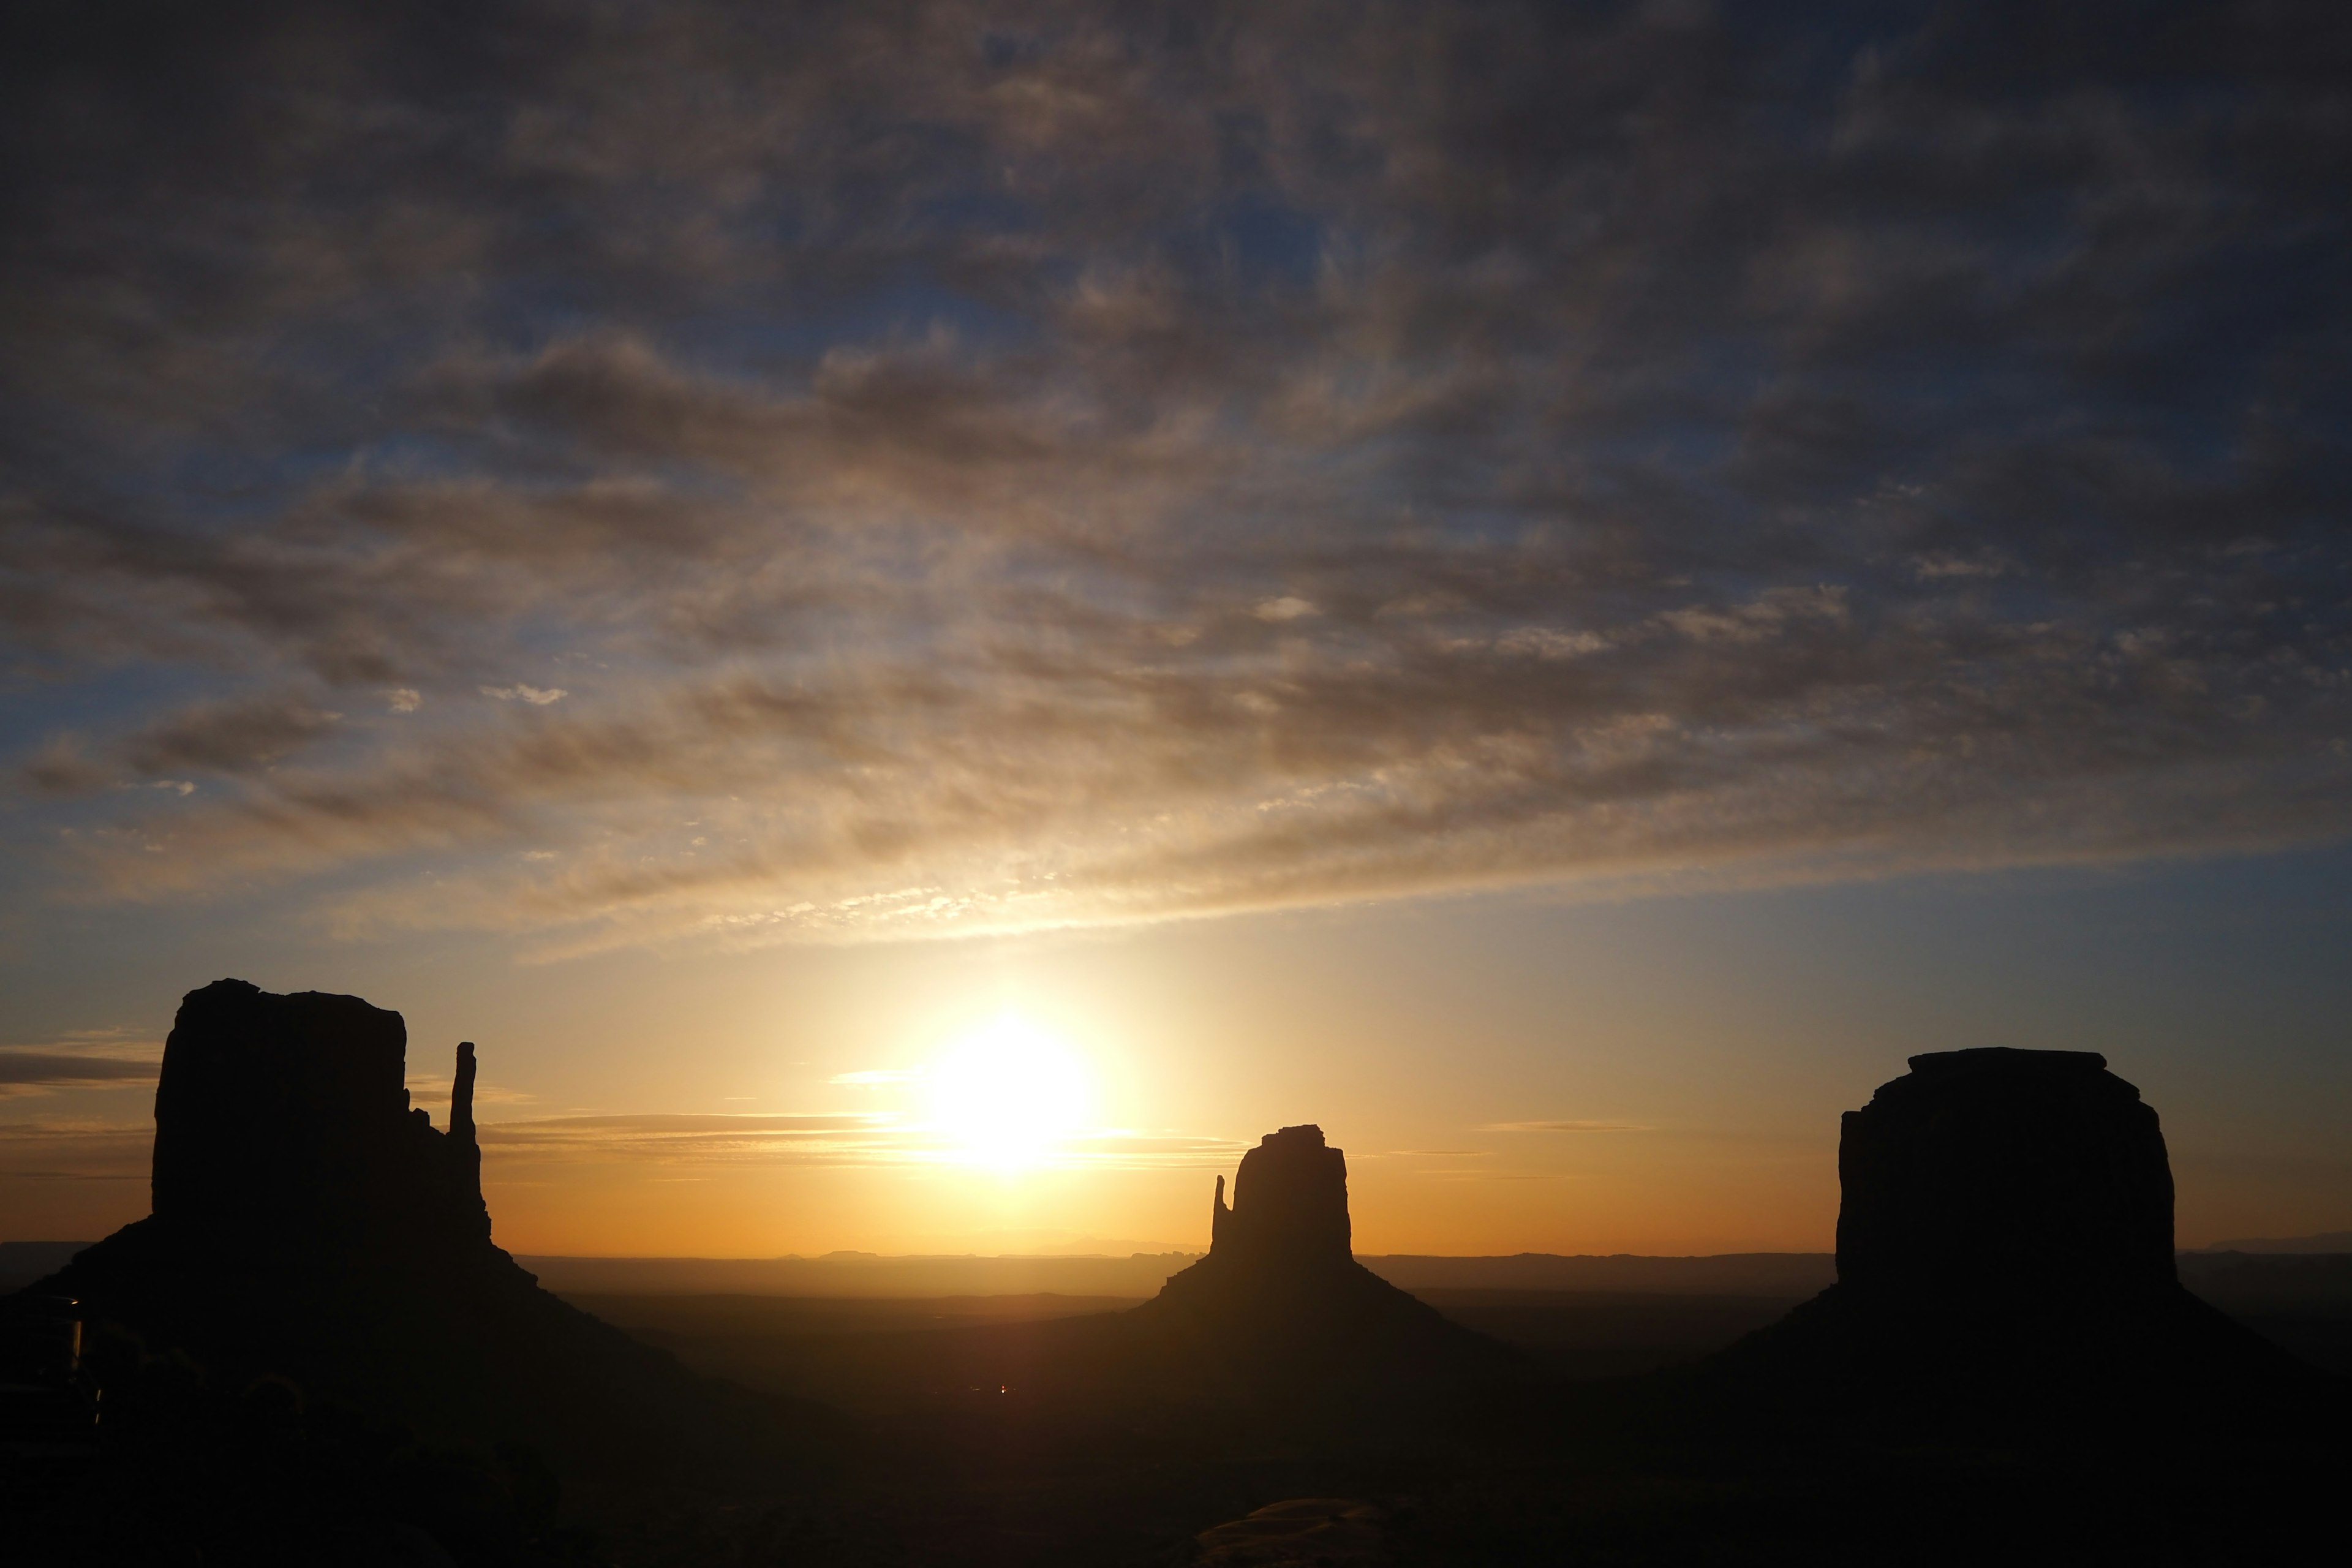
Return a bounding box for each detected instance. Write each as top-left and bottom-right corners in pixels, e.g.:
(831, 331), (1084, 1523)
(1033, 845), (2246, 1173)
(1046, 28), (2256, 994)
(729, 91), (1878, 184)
(0, 1037), (164, 1099)
(0, 1121), (153, 1178)
(475, 1113), (1241, 1170)
(402, 1074), (535, 1111)
(0, 1054), (161, 1091)
(2, 2), (2345, 951)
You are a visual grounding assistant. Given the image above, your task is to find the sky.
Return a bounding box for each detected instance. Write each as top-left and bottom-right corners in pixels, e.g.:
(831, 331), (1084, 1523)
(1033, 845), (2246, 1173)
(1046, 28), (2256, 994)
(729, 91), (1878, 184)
(2, 1), (2348, 1257)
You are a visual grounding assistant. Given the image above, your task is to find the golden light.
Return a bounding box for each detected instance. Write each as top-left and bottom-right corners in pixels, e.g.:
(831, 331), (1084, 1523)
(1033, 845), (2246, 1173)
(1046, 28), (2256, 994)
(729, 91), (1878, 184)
(926, 1014), (1091, 1167)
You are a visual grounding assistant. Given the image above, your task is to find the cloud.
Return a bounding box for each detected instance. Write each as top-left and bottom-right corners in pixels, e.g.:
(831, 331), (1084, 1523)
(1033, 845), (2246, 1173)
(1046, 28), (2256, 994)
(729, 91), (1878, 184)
(1493, 628), (1607, 661)
(473, 1113), (907, 1167)
(473, 1112), (1240, 1170)
(20, 736), (105, 796)
(116, 694), (341, 776)
(1482, 1121), (1651, 1134)
(19, 693), (339, 798)
(0, 1036), (164, 1098)
(403, 1073), (535, 1112)
(1, 2), (2346, 950)
(0, 1052), (162, 1091)
(0, 1121), (153, 1180)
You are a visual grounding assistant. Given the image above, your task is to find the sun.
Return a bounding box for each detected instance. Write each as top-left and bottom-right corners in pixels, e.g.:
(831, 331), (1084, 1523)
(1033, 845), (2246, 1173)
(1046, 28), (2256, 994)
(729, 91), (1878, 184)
(927, 1015), (1090, 1167)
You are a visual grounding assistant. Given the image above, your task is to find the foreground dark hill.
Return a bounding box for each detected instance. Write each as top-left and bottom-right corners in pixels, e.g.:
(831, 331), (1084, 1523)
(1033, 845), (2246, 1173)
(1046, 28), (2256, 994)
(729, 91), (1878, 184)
(1708, 1047), (2329, 1434)
(21, 980), (831, 1485)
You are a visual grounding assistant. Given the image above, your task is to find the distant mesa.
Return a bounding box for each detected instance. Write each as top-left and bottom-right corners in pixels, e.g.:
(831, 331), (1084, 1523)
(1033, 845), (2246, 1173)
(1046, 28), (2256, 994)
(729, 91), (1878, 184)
(1712, 1047), (2326, 1430)
(2203, 1231), (2352, 1256)
(1135, 1125), (1515, 1400)
(21, 979), (824, 1480)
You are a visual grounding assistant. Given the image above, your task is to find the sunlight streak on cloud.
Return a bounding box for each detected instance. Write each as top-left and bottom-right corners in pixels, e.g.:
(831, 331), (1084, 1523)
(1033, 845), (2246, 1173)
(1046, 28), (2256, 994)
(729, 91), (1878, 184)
(473, 1112), (1244, 1172)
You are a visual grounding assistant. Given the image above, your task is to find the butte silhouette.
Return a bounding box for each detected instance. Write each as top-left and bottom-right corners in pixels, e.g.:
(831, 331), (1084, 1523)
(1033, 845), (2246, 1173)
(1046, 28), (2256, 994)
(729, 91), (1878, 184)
(1710, 1047), (2323, 1433)
(24, 979), (821, 1480)
(1127, 1124), (1516, 1403)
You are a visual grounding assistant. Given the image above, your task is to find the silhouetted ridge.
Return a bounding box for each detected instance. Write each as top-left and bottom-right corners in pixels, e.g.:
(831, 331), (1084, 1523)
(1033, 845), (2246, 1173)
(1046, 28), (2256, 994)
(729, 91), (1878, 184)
(1135, 1125), (1515, 1404)
(1709, 1047), (2328, 1434)
(26, 979), (831, 1482)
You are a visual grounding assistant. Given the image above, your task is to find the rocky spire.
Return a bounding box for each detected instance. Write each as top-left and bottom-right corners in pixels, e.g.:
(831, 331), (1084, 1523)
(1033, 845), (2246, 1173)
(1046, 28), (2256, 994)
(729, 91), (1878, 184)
(451, 1041), (477, 1144)
(449, 1039), (489, 1242)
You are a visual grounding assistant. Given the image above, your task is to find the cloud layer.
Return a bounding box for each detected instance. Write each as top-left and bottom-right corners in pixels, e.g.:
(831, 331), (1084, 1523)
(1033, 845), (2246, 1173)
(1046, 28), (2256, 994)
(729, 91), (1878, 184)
(4, 1), (2347, 951)
(0, 1034), (164, 1099)
(0, 1052), (160, 1092)
(479, 1112), (1240, 1170)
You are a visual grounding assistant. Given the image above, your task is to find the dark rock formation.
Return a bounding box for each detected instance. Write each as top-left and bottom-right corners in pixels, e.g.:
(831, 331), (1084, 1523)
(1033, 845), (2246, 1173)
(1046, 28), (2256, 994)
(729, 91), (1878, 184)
(1836, 1047), (2176, 1296)
(148, 982), (489, 1263)
(1210, 1125), (1352, 1266)
(26, 980), (832, 1482)
(1710, 1048), (2324, 1433)
(1134, 1126), (1515, 1406)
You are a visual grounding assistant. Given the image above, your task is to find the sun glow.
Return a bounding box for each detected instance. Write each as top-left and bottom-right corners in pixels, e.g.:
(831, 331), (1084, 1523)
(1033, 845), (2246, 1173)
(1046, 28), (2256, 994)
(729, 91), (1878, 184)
(927, 1015), (1091, 1167)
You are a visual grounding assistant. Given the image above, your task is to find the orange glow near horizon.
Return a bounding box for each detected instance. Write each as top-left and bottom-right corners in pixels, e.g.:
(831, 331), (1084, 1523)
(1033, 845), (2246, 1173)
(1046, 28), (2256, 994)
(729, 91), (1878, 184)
(5, 875), (2348, 1261)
